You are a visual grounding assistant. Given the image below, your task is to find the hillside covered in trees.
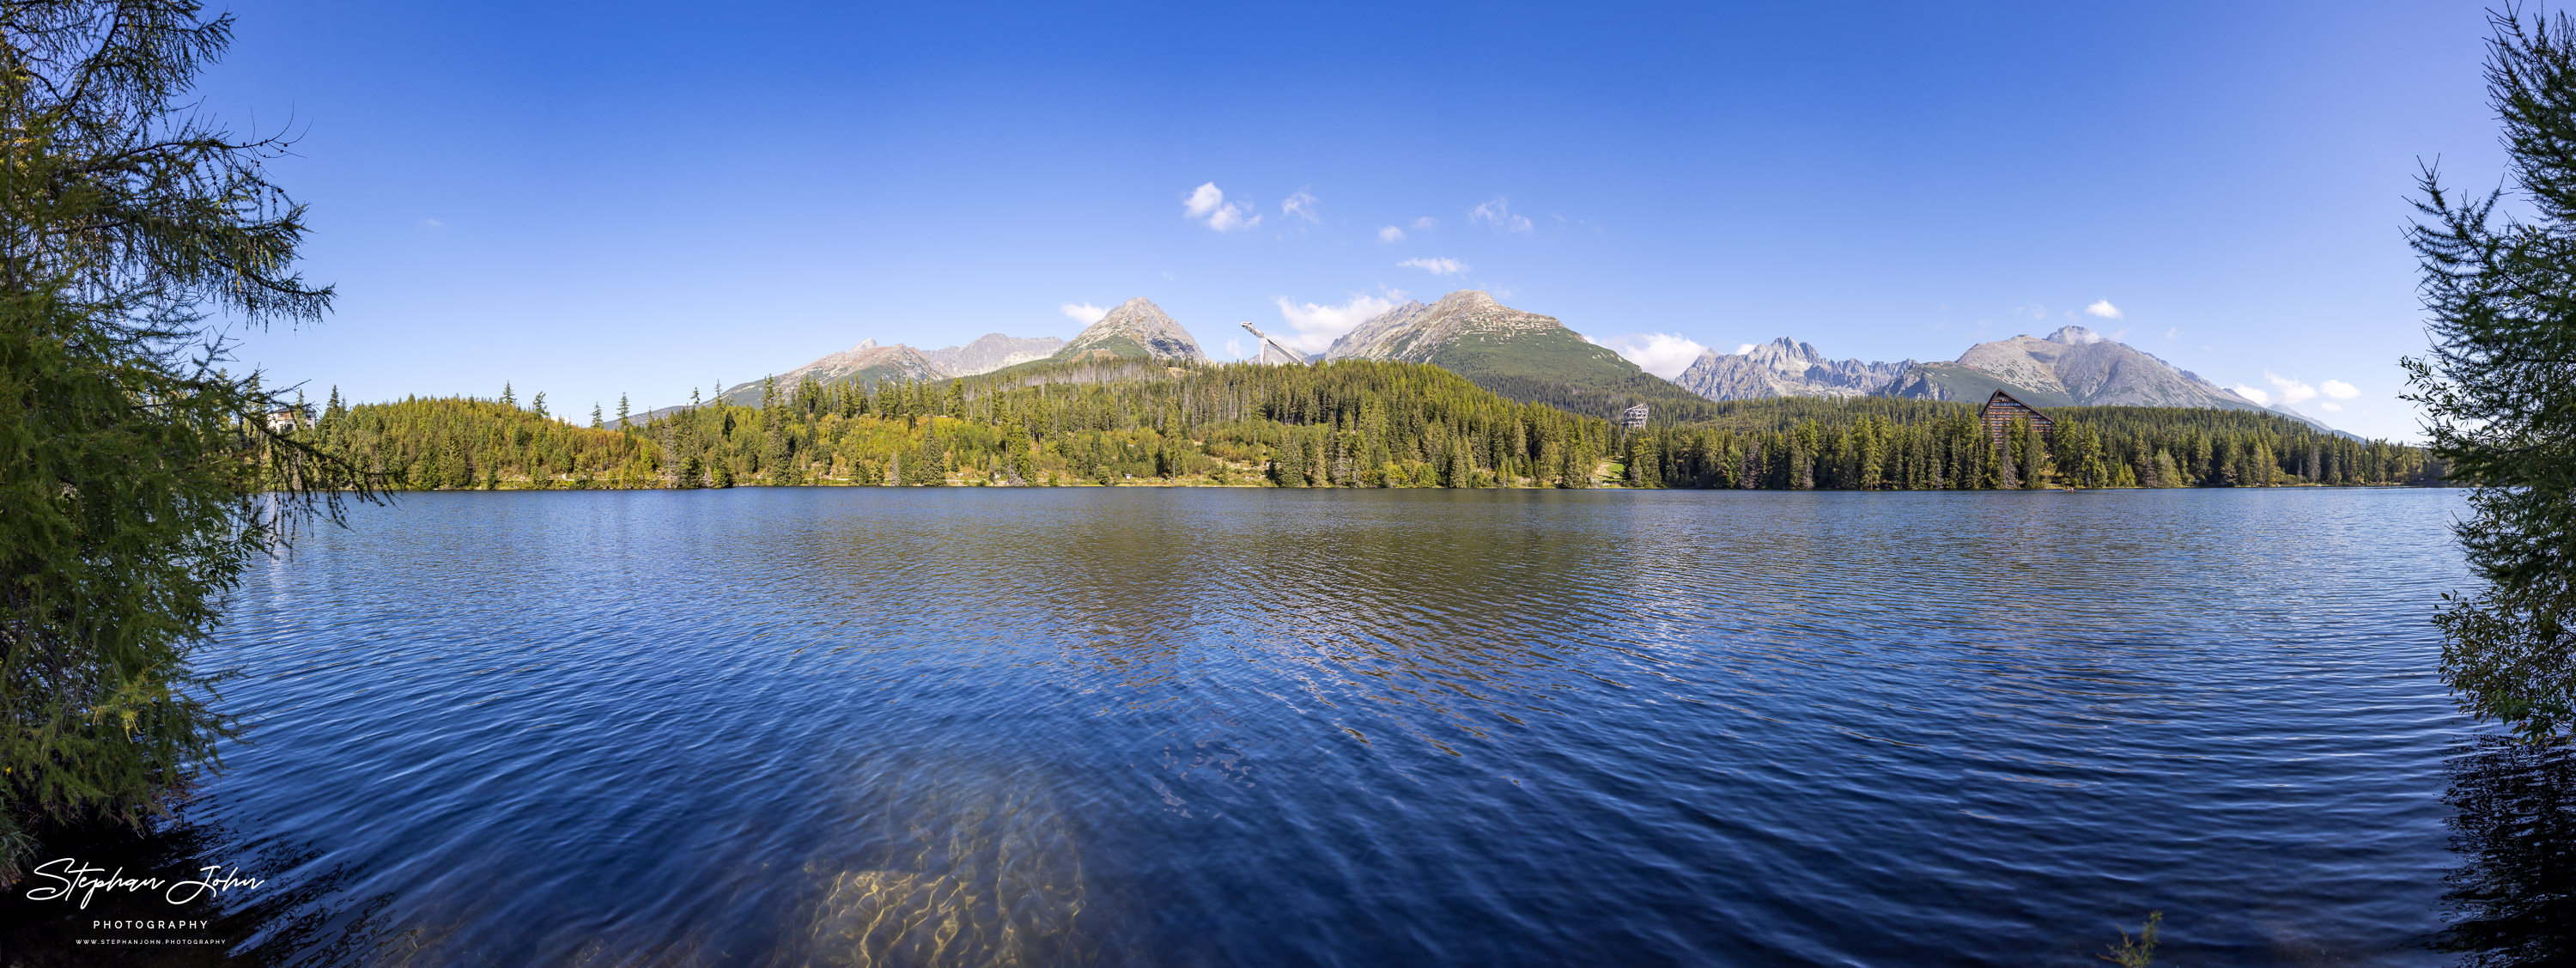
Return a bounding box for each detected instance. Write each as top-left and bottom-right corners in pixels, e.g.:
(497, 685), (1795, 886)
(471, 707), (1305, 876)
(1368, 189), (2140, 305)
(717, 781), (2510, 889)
(1617, 397), (2437, 490)
(301, 362), (2437, 491)
(302, 387), (661, 489)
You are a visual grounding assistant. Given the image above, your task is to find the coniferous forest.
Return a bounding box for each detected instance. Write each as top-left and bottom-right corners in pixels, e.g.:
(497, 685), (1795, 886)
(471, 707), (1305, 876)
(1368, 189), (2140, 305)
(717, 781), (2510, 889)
(296, 361), (2439, 491)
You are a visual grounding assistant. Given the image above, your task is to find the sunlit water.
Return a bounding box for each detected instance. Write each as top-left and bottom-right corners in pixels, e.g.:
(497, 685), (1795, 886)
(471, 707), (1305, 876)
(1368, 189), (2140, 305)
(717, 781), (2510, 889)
(6, 488), (2523, 965)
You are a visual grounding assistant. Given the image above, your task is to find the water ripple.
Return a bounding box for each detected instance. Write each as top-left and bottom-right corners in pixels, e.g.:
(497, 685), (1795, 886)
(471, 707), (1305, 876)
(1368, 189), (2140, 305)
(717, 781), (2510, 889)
(7, 487), (2487, 965)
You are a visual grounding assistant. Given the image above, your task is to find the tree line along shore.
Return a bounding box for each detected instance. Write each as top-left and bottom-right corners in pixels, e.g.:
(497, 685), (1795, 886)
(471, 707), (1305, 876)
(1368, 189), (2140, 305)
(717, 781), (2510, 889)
(290, 359), (2437, 492)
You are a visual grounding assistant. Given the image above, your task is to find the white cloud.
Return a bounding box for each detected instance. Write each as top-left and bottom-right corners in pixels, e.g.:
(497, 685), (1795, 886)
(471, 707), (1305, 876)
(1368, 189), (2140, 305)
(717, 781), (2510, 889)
(2321, 379), (2360, 399)
(2319, 401), (2344, 412)
(1469, 198), (1534, 233)
(420, 217), (444, 228)
(1184, 183), (1221, 218)
(1183, 182), (1260, 232)
(1224, 338), (1246, 360)
(2165, 327), (2178, 339)
(1271, 291), (1404, 353)
(2234, 384), (2272, 406)
(1282, 191), (1320, 222)
(1735, 343), (1756, 355)
(1601, 332), (1711, 380)
(1377, 225), (1405, 243)
(2016, 302), (2047, 320)
(1412, 216), (1438, 229)
(2085, 300), (2122, 319)
(1060, 301), (1109, 325)
(2265, 372), (2318, 405)
(1397, 256), (1466, 276)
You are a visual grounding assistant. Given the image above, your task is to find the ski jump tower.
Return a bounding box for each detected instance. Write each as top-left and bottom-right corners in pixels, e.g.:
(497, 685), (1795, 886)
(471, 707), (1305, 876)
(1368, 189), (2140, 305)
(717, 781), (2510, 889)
(1240, 322), (1309, 366)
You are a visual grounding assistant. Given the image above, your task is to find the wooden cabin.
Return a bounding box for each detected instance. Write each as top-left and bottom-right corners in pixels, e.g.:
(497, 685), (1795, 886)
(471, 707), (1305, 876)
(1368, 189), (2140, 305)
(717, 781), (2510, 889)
(1977, 390), (2052, 447)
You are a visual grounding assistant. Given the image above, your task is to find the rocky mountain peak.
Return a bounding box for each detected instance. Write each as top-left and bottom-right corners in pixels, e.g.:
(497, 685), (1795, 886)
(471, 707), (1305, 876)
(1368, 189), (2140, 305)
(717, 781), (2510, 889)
(1061, 297), (1208, 363)
(921, 333), (1066, 376)
(1428, 289), (1503, 314)
(1742, 337), (1826, 367)
(1894, 328), (2268, 412)
(1325, 290), (1566, 363)
(1674, 338), (1910, 401)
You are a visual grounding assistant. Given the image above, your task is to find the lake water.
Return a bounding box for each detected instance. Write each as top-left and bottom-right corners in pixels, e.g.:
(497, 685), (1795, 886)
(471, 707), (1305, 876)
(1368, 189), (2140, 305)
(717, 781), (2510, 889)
(6, 487), (2540, 965)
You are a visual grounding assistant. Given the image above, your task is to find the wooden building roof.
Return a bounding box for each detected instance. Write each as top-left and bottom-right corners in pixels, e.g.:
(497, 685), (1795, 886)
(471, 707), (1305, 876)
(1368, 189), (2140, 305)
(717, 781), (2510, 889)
(1978, 389), (2053, 441)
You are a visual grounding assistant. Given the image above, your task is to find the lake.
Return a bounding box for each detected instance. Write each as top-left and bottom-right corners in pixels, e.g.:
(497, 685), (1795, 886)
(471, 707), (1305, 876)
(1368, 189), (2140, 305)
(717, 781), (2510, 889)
(5, 487), (2531, 965)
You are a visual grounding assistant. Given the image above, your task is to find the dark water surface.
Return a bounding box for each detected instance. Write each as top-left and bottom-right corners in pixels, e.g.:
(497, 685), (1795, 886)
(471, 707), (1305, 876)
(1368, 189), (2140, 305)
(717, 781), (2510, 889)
(7, 488), (2515, 965)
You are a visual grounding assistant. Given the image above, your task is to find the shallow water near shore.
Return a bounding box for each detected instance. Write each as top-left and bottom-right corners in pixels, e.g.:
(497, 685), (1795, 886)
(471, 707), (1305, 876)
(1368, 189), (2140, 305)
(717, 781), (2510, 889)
(6, 487), (2526, 965)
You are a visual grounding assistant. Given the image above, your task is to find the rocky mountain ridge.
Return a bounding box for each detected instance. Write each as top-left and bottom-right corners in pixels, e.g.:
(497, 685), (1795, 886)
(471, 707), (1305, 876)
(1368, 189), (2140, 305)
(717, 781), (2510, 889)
(659, 296), (2337, 433)
(1672, 338), (1915, 400)
(1879, 326), (2265, 411)
(922, 333), (1066, 376)
(1663, 325), (2351, 433)
(1321, 290), (1706, 418)
(1052, 297), (1208, 364)
(1326, 290), (1562, 362)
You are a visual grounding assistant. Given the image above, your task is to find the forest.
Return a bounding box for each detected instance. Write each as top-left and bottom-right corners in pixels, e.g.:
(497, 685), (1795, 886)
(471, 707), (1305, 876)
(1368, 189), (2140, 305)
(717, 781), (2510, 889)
(1622, 397), (2436, 490)
(295, 361), (2439, 491)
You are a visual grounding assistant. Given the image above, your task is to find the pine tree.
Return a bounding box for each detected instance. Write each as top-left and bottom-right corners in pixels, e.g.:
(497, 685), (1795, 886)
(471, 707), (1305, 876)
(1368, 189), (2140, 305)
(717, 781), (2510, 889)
(2409, 9), (2576, 739)
(501, 381), (515, 408)
(590, 404), (604, 429)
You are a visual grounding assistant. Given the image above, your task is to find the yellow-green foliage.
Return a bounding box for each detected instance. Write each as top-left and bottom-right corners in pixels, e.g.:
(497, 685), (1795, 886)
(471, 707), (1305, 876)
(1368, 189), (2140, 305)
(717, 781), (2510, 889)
(641, 359), (1613, 489)
(310, 394), (660, 490)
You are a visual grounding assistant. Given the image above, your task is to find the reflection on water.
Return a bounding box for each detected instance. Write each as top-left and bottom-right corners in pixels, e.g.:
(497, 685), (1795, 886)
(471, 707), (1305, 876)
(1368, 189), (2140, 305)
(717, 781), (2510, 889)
(3, 487), (2486, 965)
(2434, 736), (2576, 965)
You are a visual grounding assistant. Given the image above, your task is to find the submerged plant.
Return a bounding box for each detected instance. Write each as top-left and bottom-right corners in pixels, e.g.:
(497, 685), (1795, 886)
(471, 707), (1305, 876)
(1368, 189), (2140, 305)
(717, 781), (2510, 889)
(2099, 910), (2161, 967)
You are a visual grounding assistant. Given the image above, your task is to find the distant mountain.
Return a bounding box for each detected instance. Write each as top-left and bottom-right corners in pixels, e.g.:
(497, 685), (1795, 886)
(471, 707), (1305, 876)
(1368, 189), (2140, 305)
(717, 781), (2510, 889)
(1043, 297), (1207, 365)
(1672, 338), (1913, 400)
(1880, 362), (2075, 408)
(1883, 326), (2264, 411)
(922, 333), (1066, 376)
(2261, 404), (2364, 441)
(711, 339), (946, 406)
(1325, 289), (1704, 418)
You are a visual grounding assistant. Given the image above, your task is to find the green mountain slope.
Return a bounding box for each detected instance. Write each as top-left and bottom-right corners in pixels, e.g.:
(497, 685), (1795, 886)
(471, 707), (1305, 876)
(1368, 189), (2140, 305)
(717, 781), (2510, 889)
(1327, 290), (1710, 421)
(1879, 361), (2075, 408)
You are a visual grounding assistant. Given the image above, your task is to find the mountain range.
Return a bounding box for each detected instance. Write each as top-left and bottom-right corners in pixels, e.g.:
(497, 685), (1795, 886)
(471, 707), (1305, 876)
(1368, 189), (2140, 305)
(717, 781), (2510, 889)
(1679, 325), (2348, 435)
(1673, 338), (1915, 399)
(659, 293), (2343, 434)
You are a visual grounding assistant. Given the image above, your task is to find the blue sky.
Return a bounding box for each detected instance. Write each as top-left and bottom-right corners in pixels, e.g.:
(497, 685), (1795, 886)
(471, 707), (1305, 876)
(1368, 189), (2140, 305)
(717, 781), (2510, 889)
(205, 1), (2504, 440)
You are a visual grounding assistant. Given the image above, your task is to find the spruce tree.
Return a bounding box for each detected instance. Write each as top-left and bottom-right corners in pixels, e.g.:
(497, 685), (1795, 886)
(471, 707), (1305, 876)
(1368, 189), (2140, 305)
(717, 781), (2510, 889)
(2409, 9), (2576, 740)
